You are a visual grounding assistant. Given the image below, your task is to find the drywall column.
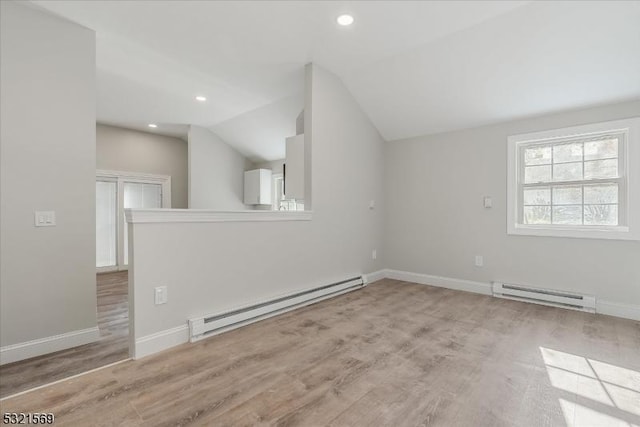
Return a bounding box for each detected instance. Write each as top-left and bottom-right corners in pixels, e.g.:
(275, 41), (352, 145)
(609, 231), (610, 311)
(0, 1), (98, 363)
(127, 63), (385, 358)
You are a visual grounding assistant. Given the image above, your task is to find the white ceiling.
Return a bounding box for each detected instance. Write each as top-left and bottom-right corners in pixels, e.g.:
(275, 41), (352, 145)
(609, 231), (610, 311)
(31, 1), (640, 160)
(211, 93), (304, 162)
(345, 1), (640, 140)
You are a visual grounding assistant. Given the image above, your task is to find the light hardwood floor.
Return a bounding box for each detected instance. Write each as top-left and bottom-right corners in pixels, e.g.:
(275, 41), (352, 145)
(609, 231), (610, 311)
(1, 279), (639, 426)
(0, 272), (129, 398)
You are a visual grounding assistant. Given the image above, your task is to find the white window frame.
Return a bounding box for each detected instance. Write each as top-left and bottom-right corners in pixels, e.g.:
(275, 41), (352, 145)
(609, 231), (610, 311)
(507, 117), (640, 240)
(96, 170), (171, 272)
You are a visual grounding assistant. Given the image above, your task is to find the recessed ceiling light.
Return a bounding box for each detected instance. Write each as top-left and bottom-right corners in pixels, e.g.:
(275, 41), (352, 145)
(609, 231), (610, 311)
(336, 14), (354, 26)
(195, 95), (207, 102)
(148, 123), (158, 128)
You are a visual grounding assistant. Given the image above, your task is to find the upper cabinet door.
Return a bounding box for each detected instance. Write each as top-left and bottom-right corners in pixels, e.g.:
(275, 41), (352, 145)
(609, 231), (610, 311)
(244, 169), (272, 205)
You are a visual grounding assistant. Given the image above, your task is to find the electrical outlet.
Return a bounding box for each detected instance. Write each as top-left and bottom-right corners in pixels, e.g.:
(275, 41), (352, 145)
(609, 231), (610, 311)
(372, 249), (377, 260)
(34, 211), (56, 227)
(154, 286), (168, 305)
(475, 255), (484, 267)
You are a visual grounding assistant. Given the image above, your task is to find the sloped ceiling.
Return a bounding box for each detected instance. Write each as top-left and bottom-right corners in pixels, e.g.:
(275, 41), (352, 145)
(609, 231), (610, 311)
(30, 1), (640, 161)
(344, 1), (640, 140)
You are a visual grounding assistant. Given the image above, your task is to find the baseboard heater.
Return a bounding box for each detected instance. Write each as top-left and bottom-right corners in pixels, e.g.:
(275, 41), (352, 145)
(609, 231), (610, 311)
(188, 276), (364, 342)
(492, 282), (595, 313)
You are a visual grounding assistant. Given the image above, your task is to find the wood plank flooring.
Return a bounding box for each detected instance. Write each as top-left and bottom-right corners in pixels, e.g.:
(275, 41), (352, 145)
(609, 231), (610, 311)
(0, 272), (129, 398)
(1, 279), (639, 426)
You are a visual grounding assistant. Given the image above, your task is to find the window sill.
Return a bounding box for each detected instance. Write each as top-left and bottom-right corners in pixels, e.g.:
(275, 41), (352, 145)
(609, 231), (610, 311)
(508, 223), (637, 241)
(125, 209), (312, 224)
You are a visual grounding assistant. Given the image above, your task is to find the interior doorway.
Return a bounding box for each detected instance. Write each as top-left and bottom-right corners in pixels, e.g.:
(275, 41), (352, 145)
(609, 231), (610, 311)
(0, 171), (171, 398)
(93, 171), (172, 368)
(0, 272), (130, 398)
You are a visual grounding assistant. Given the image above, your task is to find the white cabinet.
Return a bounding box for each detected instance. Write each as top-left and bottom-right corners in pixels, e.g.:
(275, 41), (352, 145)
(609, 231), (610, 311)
(285, 134), (304, 200)
(244, 169), (272, 205)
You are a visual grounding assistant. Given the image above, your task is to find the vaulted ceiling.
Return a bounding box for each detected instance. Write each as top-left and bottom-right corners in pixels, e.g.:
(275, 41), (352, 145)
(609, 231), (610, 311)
(32, 1), (640, 162)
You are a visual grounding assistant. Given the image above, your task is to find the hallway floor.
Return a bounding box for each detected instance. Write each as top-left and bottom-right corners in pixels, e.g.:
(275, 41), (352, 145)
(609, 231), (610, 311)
(0, 271), (129, 398)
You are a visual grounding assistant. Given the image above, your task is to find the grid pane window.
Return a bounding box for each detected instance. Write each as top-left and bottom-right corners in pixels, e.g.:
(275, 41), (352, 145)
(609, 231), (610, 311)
(524, 165), (551, 183)
(584, 205), (618, 225)
(524, 146), (551, 165)
(584, 184), (617, 204)
(553, 142), (582, 163)
(584, 159), (617, 180)
(584, 139), (617, 160)
(523, 206), (551, 224)
(552, 205), (582, 225)
(520, 134), (621, 227)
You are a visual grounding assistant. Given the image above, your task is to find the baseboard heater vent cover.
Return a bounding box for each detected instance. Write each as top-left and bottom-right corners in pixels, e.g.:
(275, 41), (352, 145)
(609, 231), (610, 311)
(188, 276), (364, 342)
(492, 282), (595, 313)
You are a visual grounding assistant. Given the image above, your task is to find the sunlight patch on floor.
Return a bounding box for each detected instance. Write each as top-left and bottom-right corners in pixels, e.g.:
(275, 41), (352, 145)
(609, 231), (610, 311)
(559, 399), (637, 427)
(541, 347), (640, 426)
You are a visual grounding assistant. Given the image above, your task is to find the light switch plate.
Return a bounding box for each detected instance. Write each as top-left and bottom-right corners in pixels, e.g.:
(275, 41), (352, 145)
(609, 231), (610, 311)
(483, 197), (492, 209)
(475, 255), (484, 267)
(34, 211), (56, 227)
(154, 286), (168, 305)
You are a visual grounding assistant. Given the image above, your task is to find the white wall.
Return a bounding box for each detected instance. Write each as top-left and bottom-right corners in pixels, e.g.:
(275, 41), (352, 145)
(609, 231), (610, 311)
(210, 93), (303, 163)
(384, 100), (640, 309)
(97, 124), (188, 208)
(128, 64), (385, 356)
(255, 159), (285, 175)
(0, 2), (97, 354)
(188, 125), (253, 209)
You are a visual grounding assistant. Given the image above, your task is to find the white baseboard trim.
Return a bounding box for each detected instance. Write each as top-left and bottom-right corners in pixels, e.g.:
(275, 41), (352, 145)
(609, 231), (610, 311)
(0, 326), (100, 365)
(385, 269), (492, 296)
(596, 300), (640, 321)
(134, 325), (189, 360)
(191, 283), (363, 344)
(363, 270), (387, 284)
(384, 269), (639, 322)
(131, 271), (638, 361)
(134, 278), (369, 358)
